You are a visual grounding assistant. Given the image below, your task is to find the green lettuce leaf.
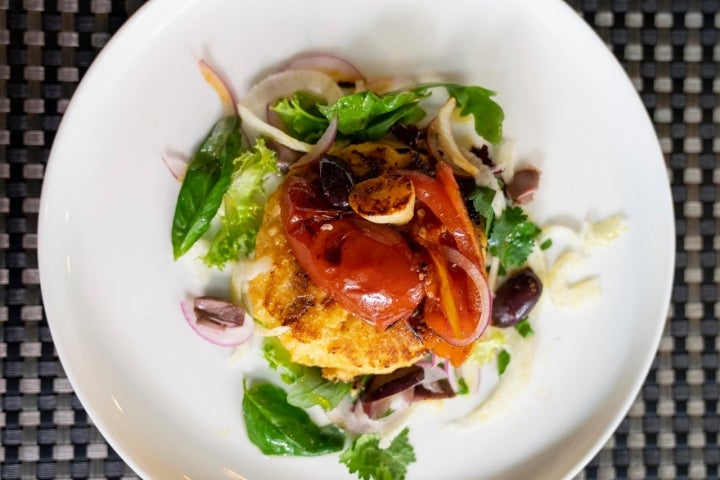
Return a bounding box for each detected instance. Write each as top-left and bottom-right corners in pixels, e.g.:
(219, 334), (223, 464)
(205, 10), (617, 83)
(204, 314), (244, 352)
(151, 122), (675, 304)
(263, 337), (351, 411)
(318, 90), (427, 140)
(271, 91), (329, 143)
(204, 138), (280, 267)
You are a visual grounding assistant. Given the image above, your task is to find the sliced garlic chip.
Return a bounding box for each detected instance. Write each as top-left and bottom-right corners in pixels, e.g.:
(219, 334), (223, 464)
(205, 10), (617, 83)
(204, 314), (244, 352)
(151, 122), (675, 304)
(349, 173), (416, 225)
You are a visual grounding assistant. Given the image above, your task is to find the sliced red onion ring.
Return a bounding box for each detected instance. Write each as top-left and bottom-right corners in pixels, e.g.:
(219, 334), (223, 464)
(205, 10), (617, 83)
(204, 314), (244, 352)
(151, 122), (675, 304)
(198, 60), (238, 117)
(363, 388), (414, 420)
(426, 98), (480, 176)
(240, 70), (343, 120)
(163, 155), (187, 182)
(441, 246), (492, 345)
(327, 391), (413, 435)
(180, 300), (254, 347)
(289, 116), (338, 170)
(285, 53), (364, 83)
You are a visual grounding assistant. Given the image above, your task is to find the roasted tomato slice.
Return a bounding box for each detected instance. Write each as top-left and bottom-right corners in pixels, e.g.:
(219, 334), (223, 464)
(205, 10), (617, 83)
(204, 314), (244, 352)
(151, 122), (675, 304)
(280, 175), (425, 329)
(405, 164), (490, 350)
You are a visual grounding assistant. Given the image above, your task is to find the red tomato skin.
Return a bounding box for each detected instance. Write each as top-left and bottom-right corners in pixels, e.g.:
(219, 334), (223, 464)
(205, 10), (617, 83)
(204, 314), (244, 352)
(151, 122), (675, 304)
(280, 176), (425, 329)
(405, 167), (487, 346)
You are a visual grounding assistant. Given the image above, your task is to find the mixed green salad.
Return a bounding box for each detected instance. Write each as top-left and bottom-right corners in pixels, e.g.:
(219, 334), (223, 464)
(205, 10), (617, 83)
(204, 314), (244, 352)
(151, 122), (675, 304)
(168, 53), (624, 479)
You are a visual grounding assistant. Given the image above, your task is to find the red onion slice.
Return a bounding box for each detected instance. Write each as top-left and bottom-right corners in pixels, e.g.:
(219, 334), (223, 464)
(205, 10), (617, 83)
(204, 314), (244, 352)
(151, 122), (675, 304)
(285, 53), (364, 83)
(289, 116), (338, 170)
(180, 300), (254, 347)
(240, 70), (343, 120)
(327, 391), (413, 435)
(441, 246), (492, 345)
(163, 155), (187, 182)
(198, 60), (238, 117)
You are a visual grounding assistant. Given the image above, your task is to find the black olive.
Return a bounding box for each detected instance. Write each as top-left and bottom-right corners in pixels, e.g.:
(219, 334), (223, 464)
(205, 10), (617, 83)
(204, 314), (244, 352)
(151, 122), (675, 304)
(319, 156), (355, 208)
(492, 269), (543, 327)
(361, 365), (425, 403)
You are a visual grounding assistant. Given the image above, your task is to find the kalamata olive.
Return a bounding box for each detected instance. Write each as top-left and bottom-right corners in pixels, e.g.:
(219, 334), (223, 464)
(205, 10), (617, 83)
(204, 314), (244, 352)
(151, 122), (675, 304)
(319, 155), (355, 208)
(492, 269), (543, 327)
(361, 365), (425, 403)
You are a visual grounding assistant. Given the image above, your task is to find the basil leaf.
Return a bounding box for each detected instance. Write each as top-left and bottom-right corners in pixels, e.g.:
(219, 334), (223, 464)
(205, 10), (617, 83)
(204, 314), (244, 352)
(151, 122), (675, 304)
(243, 383), (345, 456)
(171, 116), (243, 259)
(287, 368), (352, 411)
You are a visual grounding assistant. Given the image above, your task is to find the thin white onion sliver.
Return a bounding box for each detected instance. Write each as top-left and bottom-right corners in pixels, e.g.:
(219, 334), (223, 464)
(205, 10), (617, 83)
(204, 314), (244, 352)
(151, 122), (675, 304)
(238, 104), (313, 152)
(240, 69), (343, 120)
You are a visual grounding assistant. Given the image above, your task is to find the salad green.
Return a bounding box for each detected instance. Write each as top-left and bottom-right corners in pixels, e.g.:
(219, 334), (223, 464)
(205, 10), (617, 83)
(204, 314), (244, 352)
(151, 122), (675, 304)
(171, 55), (555, 480)
(340, 428), (416, 480)
(171, 116), (243, 259)
(242, 382), (346, 456)
(205, 139), (280, 267)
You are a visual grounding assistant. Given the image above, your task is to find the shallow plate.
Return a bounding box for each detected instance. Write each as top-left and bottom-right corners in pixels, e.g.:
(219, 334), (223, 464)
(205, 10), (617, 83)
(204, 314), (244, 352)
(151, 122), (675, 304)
(38, 0), (674, 478)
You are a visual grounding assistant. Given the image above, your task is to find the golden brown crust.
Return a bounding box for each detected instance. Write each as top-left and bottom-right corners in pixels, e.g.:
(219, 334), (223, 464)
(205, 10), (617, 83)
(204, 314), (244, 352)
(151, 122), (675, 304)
(244, 190), (427, 381)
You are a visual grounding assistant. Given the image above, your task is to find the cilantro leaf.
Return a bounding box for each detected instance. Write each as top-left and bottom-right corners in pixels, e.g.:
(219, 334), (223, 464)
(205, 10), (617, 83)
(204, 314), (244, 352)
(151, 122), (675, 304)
(468, 186), (496, 235)
(497, 349), (511, 375)
(340, 428), (416, 480)
(487, 206), (541, 270)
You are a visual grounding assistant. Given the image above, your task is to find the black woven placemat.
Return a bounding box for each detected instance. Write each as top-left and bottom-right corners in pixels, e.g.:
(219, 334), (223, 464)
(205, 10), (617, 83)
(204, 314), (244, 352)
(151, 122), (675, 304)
(0, 0), (713, 479)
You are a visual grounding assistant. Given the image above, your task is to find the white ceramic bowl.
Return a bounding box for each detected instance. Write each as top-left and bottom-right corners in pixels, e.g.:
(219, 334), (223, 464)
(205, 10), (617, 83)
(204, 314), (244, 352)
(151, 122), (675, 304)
(38, 0), (674, 478)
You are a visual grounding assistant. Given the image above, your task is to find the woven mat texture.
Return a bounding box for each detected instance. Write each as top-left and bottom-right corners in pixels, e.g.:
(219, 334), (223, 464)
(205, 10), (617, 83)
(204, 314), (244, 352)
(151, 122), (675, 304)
(0, 0), (714, 478)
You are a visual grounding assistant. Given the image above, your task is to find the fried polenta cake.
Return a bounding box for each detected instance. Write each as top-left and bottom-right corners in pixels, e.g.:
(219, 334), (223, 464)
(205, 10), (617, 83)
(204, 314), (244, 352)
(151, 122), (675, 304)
(243, 190), (427, 381)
